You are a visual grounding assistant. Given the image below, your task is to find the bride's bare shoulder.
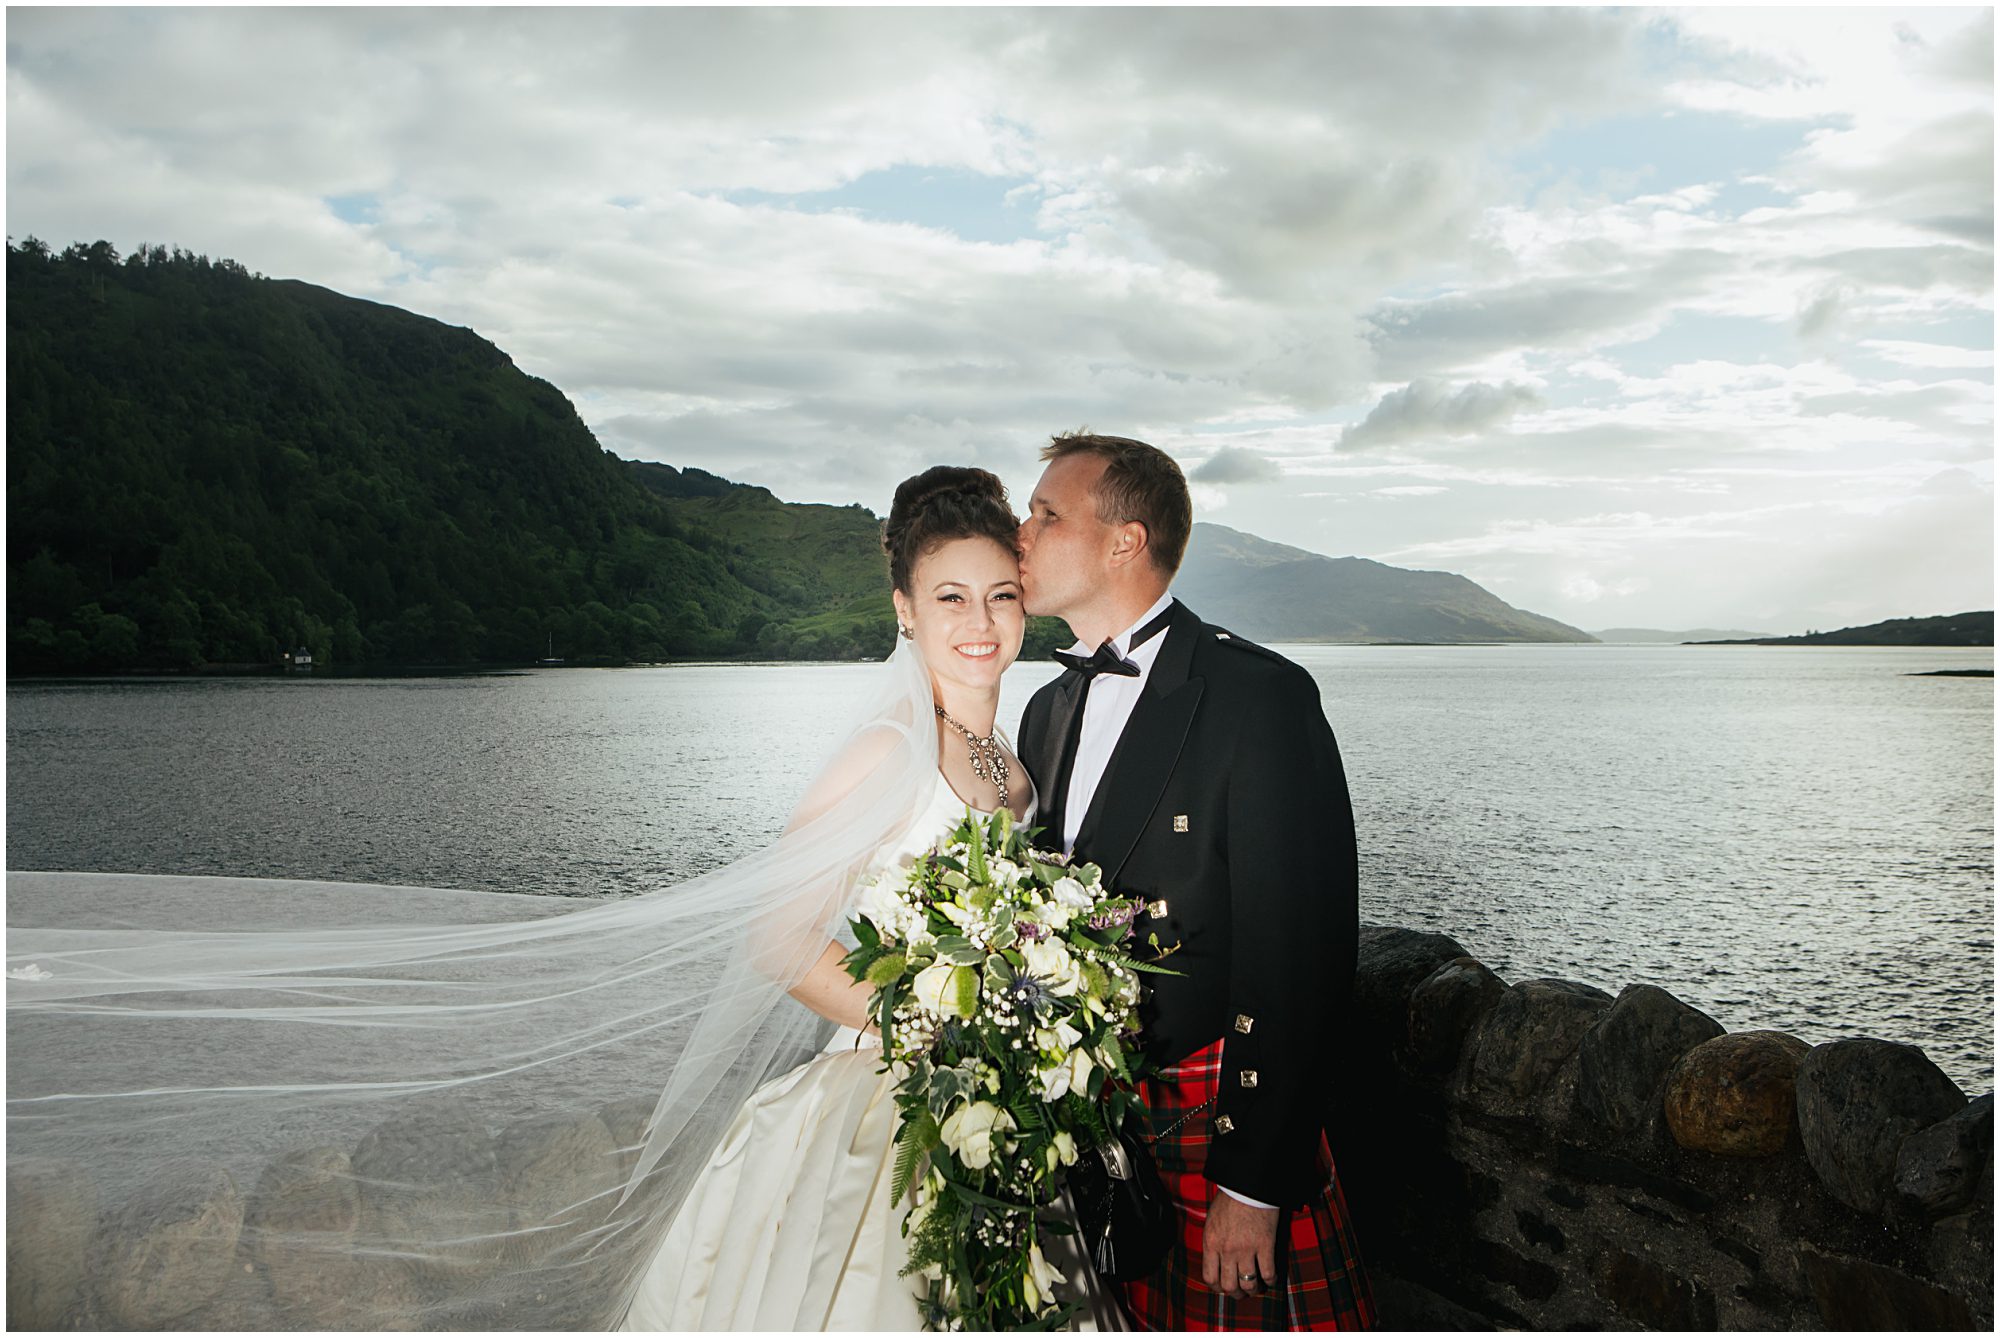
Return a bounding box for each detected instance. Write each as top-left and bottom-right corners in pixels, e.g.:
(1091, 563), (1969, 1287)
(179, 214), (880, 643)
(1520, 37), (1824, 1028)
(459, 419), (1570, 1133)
(783, 723), (919, 834)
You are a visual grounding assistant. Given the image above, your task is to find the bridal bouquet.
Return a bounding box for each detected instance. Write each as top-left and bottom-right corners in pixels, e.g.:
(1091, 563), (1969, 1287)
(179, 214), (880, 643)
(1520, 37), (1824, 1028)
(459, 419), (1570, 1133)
(842, 806), (1168, 1330)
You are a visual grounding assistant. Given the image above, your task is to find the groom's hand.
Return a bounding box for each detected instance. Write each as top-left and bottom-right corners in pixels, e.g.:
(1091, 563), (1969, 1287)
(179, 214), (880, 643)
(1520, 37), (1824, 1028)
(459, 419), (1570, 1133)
(1201, 1189), (1278, 1300)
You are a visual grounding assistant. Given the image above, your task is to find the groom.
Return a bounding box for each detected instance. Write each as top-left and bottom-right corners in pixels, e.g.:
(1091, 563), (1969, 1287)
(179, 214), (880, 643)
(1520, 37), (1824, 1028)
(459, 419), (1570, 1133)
(1016, 433), (1376, 1331)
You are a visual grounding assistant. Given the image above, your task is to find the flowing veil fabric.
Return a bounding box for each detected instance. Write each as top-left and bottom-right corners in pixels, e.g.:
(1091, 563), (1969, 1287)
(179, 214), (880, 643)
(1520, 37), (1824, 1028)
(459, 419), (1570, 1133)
(6, 643), (944, 1329)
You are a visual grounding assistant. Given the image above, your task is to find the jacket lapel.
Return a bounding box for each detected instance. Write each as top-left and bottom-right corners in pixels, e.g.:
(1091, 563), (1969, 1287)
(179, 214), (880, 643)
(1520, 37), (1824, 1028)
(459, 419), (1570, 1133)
(1030, 671), (1085, 833)
(1073, 603), (1204, 884)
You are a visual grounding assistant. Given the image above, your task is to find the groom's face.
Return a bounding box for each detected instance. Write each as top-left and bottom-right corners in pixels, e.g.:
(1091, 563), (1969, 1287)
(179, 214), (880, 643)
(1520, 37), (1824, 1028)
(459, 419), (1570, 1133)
(1018, 452), (1114, 619)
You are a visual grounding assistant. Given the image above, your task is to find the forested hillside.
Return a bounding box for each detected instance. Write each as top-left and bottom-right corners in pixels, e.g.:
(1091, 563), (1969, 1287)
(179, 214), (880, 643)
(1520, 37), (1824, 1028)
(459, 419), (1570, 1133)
(6, 239), (894, 671)
(627, 462), (1073, 661)
(1695, 611), (1993, 647)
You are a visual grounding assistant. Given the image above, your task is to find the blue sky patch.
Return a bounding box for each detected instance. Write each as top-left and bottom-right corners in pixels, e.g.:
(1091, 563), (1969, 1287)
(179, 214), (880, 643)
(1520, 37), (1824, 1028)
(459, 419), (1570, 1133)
(1598, 310), (1794, 376)
(325, 193), (380, 225)
(1509, 109), (1834, 203)
(723, 166), (1040, 244)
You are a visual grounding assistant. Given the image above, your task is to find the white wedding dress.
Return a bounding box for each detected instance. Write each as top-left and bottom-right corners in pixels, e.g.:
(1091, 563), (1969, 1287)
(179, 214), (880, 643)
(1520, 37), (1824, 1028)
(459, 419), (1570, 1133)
(619, 771), (1125, 1332)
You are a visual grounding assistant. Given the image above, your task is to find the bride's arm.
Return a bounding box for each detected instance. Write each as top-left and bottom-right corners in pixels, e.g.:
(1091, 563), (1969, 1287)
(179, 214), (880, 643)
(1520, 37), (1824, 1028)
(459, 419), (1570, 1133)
(770, 723), (905, 1033)
(788, 941), (876, 1033)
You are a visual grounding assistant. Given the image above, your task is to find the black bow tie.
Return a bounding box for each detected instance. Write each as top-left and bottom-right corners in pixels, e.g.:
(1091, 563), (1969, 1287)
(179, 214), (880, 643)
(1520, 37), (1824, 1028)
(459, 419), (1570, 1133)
(1052, 604), (1175, 680)
(1053, 641), (1140, 678)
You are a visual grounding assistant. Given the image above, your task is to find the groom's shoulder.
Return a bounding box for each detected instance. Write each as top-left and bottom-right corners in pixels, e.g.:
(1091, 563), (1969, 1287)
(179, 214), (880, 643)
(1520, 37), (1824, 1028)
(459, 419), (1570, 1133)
(1187, 616), (1311, 686)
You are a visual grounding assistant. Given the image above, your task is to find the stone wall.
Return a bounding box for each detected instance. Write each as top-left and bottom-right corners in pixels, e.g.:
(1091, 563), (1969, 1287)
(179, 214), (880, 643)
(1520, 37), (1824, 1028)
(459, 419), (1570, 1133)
(1333, 925), (1993, 1330)
(9, 923), (1992, 1330)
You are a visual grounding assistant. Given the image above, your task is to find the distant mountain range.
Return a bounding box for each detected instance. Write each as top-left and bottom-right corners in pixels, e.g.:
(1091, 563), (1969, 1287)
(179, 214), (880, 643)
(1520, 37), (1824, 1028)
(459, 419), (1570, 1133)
(1591, 627), (1783, 644)
(1175, 524), (1595, 643)
(1691, 612), (1993, 647)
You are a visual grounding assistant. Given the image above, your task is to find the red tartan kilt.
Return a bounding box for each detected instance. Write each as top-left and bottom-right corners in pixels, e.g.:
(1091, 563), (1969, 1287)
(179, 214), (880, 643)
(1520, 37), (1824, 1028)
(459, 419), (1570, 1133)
(1118, 1039), (1377, 1332)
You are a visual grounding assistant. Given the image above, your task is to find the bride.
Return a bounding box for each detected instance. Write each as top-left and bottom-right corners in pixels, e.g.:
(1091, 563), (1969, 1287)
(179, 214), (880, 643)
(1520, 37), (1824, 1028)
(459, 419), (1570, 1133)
(623, 464), (1118, 1330)
(6, 466), (1120, 1332)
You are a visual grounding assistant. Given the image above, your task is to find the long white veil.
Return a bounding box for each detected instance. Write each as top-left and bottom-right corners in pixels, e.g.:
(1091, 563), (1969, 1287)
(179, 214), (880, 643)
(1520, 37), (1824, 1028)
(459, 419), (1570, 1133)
(6, 640), (942, 1330)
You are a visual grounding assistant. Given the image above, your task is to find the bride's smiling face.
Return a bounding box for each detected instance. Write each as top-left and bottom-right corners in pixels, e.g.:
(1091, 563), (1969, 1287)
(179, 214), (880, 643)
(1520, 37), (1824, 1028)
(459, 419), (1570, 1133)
(892, 536), (1025, 693)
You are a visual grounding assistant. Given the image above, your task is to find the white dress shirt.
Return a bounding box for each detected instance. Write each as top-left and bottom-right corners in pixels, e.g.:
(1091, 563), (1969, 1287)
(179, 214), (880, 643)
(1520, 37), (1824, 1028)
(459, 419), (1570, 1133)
(1059, 591), (1276, 1212)
(1059, 590), (1177, 857)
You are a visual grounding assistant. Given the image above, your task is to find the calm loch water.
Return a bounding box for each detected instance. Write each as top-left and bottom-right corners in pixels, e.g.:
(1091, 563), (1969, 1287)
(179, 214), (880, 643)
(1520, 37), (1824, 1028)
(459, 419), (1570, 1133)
(8, 644), (1992, 1091)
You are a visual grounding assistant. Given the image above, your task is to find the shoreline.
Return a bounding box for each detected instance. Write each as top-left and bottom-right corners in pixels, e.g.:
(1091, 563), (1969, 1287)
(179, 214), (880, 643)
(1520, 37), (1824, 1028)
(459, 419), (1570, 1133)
(9, 640), (1996, 683)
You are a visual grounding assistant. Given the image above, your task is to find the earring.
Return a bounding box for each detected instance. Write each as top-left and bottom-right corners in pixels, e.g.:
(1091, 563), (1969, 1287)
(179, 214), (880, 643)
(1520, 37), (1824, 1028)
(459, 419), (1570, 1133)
(898, 625), (913, 641)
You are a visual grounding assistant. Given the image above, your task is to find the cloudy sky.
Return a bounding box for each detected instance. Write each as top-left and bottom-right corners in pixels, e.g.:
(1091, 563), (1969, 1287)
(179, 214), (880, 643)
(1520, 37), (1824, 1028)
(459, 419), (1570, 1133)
(7, 6), (1992, 632)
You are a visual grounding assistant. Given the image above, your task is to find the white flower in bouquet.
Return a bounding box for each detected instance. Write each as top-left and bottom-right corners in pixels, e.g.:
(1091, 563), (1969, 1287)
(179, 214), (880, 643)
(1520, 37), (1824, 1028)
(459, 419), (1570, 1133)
(1034, 1018), (1083, 1056)
(1037, 1048), (1095, 1103)
(1050, 875), (1094, 911)
(935, 900), (978, 930)
(855, 875), (924, 942)
(1019, 938), (1082, 996)
(911, 961), (975, 1018)
(1030, 896), (1075, 932)
(1040, 1126), (1083, 1176)
(1024, 1242), (1066, 1310)
(938, 1100), (1016, 1171)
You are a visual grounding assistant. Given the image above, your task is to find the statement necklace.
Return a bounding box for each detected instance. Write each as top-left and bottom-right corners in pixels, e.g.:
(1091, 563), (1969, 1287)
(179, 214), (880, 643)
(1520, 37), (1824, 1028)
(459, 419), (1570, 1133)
(935, 705), (1009, 811)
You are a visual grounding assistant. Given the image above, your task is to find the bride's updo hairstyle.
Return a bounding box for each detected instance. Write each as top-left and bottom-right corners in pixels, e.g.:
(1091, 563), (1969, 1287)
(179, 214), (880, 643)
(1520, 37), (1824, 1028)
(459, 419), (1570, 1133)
(881, 465), (1020, 593)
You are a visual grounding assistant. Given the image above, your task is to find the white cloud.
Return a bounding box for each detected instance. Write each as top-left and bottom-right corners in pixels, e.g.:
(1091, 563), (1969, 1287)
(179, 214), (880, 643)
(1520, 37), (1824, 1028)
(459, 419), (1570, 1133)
(1340, 379), (1542, 450)
(1190, 447), (1283, 485)
(1862, 340), (1996, 370)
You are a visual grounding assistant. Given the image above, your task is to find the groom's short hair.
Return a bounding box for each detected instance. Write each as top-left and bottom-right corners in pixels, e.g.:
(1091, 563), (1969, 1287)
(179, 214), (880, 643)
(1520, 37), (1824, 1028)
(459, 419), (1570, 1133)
(1040, 432), (1192, 577)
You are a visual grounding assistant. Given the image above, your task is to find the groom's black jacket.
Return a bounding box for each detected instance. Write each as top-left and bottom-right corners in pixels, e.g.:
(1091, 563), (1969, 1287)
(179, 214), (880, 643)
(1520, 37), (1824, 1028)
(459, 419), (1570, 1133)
(1020, 599), (1358, 1209)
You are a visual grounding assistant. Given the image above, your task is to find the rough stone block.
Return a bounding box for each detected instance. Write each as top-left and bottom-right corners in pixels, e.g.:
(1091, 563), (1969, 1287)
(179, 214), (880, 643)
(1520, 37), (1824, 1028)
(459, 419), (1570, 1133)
(1471, 1238), (1561, 1302)
(1513, 1207), (1565, 1254)
(1554, 1144), (1714, 1213)
(1406, 956), (1506, 1075)
(1665, 1030), (1809, 1157)
(1799, 1246), (1974, 1329)
(1542, 1182), (1586, 1211)
(1535, 1049), (1591, 1134)
(1578, 983), (1725, 1137)
(351, 1095), (506, 1286)
(169, 1245), (279, 1330)
(1796, 1038), (1967, 1214)
(7, 1157), (97, 1329)
(1355, 925), (1471, 1047)
(1593, 1247), (1715, 1329)
(495, 1111), (619, 1265)
(1615, 1194), (1682, 1227)
(1895, 1093), (1993, 1219)
(1709, 1232), (1763, 1274)
(96, 1160), (244, 1327)
(1926, 1203), (1995, 1326)
(243, 1144), (418, 1323)
(1363, 1273), (1496, 1330)
(1459, 978), (1613, 1119)
(247, 1145), (359, 1240)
